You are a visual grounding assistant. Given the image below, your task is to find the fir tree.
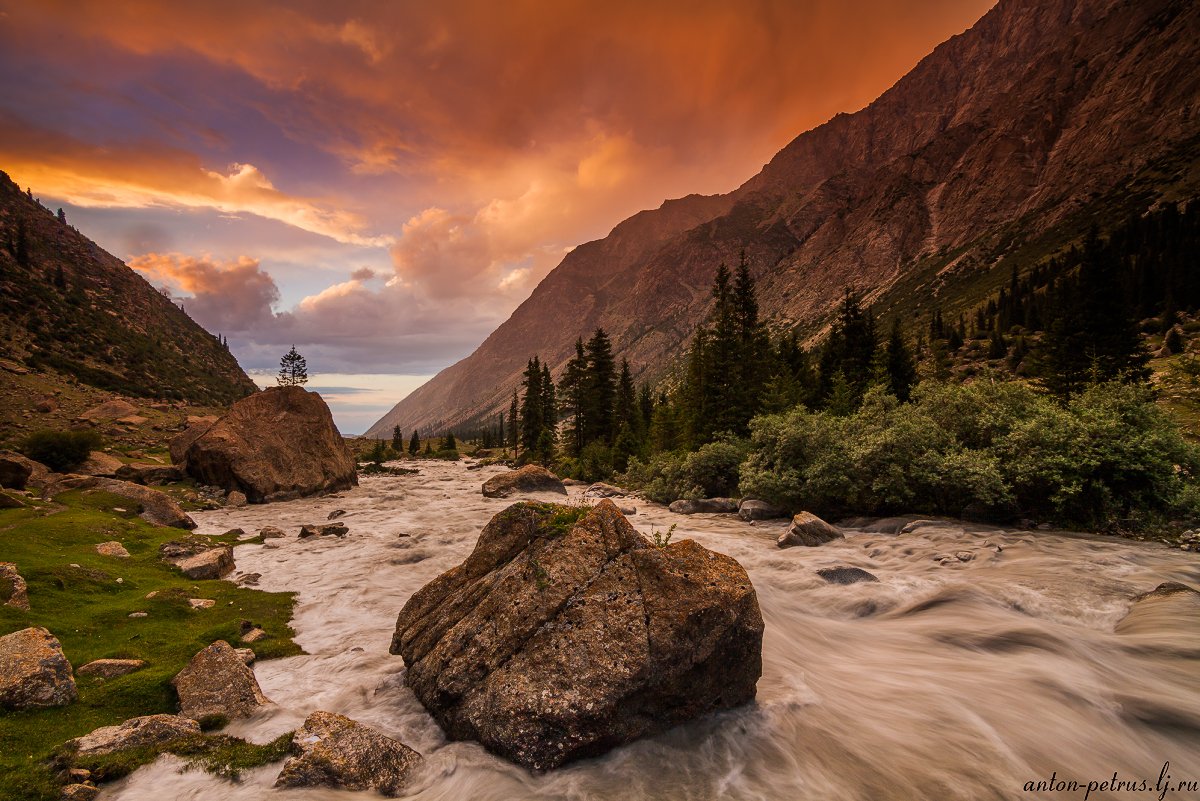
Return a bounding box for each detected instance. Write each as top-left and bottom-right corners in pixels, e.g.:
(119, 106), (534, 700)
(508, 391), (520, 451)
(558, 339), (589, 456)
(884, 319), (918, 402)
(443, 431), (457, 451)
(583, 329), (617, 445)
(520, 356), (546, 454)
(392, 425), (403, 453)
(408, 429), (421, 456)
(277, 346), (308, 386)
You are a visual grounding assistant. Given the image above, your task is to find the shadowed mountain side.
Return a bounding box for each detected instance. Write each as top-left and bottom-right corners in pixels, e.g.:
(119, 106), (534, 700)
(368, 0), (1200, 438)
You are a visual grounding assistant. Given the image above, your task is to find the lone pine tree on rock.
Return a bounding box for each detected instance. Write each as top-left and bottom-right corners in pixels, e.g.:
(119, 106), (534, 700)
(278, 346), (308, 387)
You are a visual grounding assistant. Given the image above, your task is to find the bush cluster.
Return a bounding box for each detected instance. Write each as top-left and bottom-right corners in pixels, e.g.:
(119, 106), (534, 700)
(739, 381), (1200, 530)
(621, 436), (748, 504)
(21, 428), (103, 472)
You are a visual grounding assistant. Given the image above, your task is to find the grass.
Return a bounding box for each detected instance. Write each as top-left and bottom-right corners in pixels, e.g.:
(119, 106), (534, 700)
(0, 489), (301, 801)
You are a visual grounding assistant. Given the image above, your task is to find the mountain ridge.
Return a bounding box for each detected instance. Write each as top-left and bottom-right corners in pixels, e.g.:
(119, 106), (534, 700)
(368, 0), (1200, 439)
(0, 170), (258, 405)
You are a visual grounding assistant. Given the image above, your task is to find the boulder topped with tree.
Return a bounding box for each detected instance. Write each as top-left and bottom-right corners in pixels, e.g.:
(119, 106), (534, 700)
(178, 386), (357, 503)
(390, 500), (763, 771)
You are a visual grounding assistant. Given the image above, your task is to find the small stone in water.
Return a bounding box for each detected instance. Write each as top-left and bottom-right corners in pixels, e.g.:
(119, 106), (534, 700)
(129, 612), (148, 618)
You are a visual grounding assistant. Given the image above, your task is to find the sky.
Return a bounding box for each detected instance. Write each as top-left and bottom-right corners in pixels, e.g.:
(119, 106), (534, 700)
(0, 0), (993, 432)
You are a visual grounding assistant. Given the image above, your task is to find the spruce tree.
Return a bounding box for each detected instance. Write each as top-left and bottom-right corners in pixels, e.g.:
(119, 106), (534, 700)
(540, 363), (557, 441)
(613, 359), (637, 437)
(277, 346), (308, 386)
(520, 357), (546, 453)
(559, 339), (589, 456)
(408, 429), (421, 455)
(392, 425), (403, 453)
(508, 391), (520, 451)
(583, 329), (616, 445)
(444, 431), (457, 451)
(884, 319), (918, 402)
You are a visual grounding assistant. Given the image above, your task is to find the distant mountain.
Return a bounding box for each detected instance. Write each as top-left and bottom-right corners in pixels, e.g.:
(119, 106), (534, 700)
(0, 171), (257, 405)
(368, 0), (1200, 438)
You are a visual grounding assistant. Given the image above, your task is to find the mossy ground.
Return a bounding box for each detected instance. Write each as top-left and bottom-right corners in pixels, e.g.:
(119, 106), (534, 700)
(0, 489), (300, 800)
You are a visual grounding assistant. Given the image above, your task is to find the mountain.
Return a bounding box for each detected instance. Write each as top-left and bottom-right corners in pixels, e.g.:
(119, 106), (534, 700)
(0, 171), (257, 405)
(368, 0), (1200, 439)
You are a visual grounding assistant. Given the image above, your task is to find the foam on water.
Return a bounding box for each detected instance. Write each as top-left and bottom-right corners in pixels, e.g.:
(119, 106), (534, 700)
(105, 461), (1200, 800)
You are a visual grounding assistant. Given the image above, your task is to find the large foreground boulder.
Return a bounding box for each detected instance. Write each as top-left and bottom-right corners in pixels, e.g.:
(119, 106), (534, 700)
(391, 500), (763, 771)
(274, 711), (423, 796)
(178, 387), (357, 503)
(0, 627), (77, 710)
(481, 465), (568, 498)
(172, 640), (270, 721)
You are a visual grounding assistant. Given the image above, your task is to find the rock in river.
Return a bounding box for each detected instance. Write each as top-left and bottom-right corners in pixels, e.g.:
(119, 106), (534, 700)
(178, 386), (358, 503)
(65, 714), (199, 757)
(667, 498), (738, 514)
(481, 464), (568, 499)
(0, 627), (77, 710)
(274, 711), (423, 797)
(390, 500), (763, 771)
(778, 512), (844, 548)
(172, 640), (270, 721)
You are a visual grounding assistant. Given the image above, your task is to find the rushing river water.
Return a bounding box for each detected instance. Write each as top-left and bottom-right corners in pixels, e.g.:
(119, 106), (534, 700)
(106, 461), (1200, 801)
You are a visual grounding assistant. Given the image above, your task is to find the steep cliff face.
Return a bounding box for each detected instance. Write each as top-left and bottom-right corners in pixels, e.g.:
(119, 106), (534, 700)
(368, 0), (1200, 438)
(0, 172), (257, 404)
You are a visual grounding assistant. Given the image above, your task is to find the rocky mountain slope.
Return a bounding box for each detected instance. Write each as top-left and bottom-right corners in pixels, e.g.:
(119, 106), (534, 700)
(0, 171), (257, 405)
(368, 0), (1200, 438)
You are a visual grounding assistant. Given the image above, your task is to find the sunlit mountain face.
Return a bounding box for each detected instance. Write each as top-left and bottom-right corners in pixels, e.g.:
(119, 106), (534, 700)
(0, 0), (990, 413)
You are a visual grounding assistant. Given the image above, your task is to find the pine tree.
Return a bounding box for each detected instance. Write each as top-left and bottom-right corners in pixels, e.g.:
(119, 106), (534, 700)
(497, 411), (505, 451)
(277, 346), (308, 386)
(613, 359), (637, 437)
(391, 425), (403, 453)
(540, 363), (556, 441)
(583, 329), (616, 445)
(408, 429), (421, 456)
(508, 391), (520, 451)
(520, 357), (546, 453)
(884, 319), (918, 402)
(1039, 228), (1150, 397)
(443, 431), (457, 451)
(558, 339), (589, 456)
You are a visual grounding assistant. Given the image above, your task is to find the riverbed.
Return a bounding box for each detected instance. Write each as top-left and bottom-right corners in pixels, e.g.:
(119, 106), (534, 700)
(106, 460), (1200, 800)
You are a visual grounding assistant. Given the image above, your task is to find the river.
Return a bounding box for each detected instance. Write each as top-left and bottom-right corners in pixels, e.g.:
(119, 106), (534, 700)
(105, 460), (1200, 801)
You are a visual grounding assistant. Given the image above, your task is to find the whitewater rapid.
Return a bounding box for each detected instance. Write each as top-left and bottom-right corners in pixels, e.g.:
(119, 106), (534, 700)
(105, 460), (1200, 801)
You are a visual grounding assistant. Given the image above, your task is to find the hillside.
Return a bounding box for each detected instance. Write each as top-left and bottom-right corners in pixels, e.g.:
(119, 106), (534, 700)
(368, 0), (1200, 438)
(0, 170), (257, 406)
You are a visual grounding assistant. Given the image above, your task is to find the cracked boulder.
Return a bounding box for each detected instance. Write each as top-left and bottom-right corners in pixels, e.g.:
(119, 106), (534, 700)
(390, 500), (762, 771)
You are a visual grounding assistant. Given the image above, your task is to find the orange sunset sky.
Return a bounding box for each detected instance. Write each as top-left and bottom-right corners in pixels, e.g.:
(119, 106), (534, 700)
(0, 0), (993, 426)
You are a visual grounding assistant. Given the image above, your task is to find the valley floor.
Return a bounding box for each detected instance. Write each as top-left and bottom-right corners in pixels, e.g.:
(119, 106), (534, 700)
(99, 460), (1200, 801)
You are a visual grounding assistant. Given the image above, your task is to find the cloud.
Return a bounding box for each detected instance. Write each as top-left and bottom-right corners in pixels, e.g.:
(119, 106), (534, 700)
(129, 252), (280, 332)
(0, 0), (994, 374)
(0, 115), (390, 247)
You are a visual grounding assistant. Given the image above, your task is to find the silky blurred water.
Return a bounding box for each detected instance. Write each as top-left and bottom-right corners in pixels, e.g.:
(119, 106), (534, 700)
(104, 461), (1200, 801)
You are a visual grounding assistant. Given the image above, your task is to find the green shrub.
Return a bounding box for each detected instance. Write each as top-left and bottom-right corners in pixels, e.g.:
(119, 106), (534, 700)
(21, 428), (103, 472)
(740, 381), (1199, 530)
(621, 436), (749, 503)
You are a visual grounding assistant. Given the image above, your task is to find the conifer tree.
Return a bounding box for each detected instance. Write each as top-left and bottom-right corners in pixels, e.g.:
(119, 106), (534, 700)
(508, 391), (520, 451)
(520, 357), (545, 453)
(540, 363), (556, 442)
(558, 339), (589, 455)
(392, 425), (403, 453)
(884, 319), (918, 402)
(443, 431), (457, 451)
(408, 429), (421, 456)
(277, 346), (308, 386)
(583, 329), (616, 445)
